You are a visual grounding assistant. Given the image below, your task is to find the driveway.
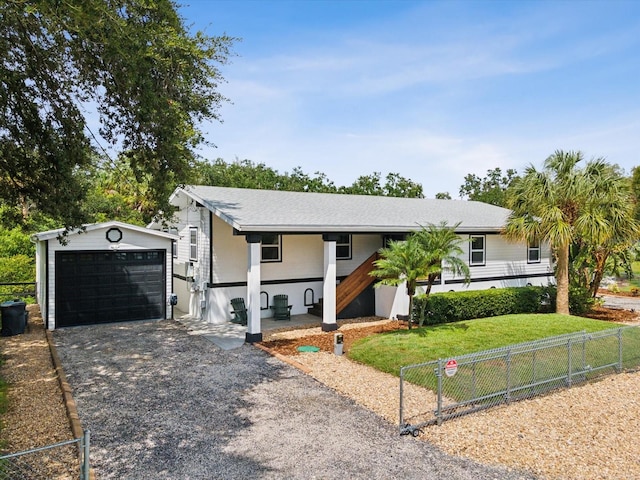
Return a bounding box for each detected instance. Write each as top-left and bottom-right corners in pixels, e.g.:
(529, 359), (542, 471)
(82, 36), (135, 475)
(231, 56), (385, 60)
(54, 320), (535, 479)
(600, 294), (640, 312)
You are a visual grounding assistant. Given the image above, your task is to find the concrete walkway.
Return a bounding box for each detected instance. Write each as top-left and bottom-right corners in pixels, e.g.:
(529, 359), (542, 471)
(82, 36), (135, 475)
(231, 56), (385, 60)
(174, 310), (323, 350)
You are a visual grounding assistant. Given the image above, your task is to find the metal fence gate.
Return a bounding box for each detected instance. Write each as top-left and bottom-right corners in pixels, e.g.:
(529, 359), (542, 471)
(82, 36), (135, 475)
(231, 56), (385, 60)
(0, 430), (90, 480)
(399, 326), (640, 433)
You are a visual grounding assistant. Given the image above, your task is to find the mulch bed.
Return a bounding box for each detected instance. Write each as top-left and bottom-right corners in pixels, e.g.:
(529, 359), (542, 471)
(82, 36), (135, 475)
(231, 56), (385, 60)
(262, 306), (638, 356)
(261, 320), (409, 356)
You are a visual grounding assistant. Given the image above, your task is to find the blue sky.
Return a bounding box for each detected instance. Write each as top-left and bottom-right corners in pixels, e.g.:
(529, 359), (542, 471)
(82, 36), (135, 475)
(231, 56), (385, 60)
(180, 0), (640, 197)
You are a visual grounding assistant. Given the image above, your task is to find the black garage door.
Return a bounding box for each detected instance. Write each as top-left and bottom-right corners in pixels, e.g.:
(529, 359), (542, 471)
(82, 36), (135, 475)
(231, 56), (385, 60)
(55, 250), (165, 327)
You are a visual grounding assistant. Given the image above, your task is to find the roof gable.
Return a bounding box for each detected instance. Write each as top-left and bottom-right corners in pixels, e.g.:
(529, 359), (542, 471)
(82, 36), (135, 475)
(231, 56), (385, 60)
(34, 221), (178, 242)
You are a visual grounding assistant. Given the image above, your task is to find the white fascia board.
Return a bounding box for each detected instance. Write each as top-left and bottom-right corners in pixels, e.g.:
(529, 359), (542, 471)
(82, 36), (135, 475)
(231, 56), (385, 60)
(232, 224), (504, 234)
(34, 221), (178, 242)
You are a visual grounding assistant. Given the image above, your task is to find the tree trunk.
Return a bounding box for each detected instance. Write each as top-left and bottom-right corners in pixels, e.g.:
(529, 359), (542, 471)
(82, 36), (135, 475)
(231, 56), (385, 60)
(589, 251), (607, 298)
(407, 283), (415, 330)
(556, 243), (570, 315)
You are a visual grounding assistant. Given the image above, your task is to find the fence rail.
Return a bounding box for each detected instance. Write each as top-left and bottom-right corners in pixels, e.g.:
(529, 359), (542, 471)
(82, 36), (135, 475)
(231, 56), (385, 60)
(0, 430), (90, 480)
(0, 282), (36, 302)
(399, 326), (640, 433)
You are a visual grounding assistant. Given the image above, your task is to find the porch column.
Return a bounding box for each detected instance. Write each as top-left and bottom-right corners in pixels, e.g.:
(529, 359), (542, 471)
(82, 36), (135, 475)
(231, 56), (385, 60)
(322, 234), (338, 332)
(246, 234), (262, 343)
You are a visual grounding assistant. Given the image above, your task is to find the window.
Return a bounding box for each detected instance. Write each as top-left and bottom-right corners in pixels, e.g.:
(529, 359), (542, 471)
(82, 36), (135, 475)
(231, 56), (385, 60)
(528, 242), (541, 263)
(469, 235), (485, 266)
(336, 234), (352, 260)
(261, 234), (281, 262)
(189, 227), (198, 261)
(170, 228), (178, 258)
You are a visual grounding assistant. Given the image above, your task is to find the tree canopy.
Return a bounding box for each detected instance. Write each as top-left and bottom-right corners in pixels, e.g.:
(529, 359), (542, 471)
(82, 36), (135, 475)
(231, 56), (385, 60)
(193, 159), (425, 198)
(459, 167), (518, 207)
(0, 0), (235, 228)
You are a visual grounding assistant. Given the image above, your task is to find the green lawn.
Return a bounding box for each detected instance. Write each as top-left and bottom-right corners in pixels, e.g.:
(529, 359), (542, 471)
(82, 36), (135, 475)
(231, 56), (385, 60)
(348, 314), (624, 376)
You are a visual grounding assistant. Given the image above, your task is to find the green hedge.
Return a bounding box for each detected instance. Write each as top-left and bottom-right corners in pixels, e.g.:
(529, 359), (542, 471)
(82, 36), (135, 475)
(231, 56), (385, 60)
(412, 286), (546, 326)
(412, 285), (594, 326)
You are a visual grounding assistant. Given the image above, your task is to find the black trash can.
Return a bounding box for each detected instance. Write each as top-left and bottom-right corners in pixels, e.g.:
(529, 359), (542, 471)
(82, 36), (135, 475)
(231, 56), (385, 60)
(1, 300), (27, 336)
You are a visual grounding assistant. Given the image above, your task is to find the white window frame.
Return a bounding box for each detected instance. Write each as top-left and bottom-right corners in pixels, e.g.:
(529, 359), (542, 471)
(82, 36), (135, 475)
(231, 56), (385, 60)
(469, 235), (485, 266)
(189, 227), (198, 261)
(336, 234), (352, 260)
(261, 234), (282, 263)
(528, 241), (541, 264)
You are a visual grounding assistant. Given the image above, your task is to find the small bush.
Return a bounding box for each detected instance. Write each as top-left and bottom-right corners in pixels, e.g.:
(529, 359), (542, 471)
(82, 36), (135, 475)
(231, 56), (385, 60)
(631, 287), (640, 297)
(608, 282), (620, 293)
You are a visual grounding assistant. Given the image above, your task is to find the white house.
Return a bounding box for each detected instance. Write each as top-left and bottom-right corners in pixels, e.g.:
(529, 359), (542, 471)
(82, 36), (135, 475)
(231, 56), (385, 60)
(34, 221), (177, 330)
(158, 186), (553, 343)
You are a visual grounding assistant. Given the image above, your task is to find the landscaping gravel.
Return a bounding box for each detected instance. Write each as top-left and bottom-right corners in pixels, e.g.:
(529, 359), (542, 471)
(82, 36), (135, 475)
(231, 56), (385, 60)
(53, 319), (536, 480)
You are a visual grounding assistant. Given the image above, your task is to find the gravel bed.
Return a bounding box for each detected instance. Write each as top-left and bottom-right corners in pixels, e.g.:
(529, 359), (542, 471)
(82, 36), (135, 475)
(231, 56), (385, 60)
(53, 319), (535, 479)
(282, 320), (640, 480)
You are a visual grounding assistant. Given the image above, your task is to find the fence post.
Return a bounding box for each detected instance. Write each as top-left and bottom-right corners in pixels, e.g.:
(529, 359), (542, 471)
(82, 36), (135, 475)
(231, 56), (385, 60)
(567, 338), (573, 387)
(436, 359), (443, 425)
(505, 349), (511, 403)
(618, 328), (623, 372)
(582, 331), (587, 373)
(82, 430), (90, 480)
(399, 368), (405, 433)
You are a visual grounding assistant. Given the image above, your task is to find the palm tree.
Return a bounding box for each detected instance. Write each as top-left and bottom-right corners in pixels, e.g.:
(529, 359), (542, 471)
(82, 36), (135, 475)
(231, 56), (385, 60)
(504, 150), (634, 314)
(412, 221), (470, 296)
(570, 170), (640, 297)
(370, 235), (429, 329)
(370, 222), (470, 328)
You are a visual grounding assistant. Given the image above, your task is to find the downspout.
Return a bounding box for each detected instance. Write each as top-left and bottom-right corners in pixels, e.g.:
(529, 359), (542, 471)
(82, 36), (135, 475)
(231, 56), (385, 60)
(209, 211), (213, 286)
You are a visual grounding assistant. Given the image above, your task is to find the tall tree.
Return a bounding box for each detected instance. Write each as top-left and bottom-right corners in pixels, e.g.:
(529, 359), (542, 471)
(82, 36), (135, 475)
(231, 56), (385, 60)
(569, 166), (640, 297)
(505, 150), (629, 314)
(459, 167), (518, 206)
(1, 0), (235, 228)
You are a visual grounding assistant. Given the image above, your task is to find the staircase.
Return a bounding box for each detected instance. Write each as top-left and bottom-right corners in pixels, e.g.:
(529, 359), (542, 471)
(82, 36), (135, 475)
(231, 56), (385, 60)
(308, 251), (379, 317)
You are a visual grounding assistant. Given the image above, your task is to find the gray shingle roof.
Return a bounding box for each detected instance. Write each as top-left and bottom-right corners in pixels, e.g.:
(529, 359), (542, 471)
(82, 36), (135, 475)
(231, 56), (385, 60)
(176, 185), (510, 234)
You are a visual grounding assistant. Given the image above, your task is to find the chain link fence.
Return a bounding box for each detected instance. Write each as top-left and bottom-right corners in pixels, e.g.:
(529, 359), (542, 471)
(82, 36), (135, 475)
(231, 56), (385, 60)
(0, 431), (90, 480)
(399, 326), (640, 434)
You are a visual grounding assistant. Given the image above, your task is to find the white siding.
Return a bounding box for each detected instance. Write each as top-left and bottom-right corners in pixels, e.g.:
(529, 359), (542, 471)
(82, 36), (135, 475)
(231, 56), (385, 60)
(436, 234), (552, 292)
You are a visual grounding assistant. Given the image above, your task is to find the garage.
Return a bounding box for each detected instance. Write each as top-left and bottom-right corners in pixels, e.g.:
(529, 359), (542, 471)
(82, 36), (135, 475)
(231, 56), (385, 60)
(55, 250), (166, 327)
(34, 221), (177, 329)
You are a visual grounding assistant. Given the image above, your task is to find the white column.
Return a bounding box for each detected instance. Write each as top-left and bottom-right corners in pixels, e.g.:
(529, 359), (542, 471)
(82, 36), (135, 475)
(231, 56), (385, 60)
(246, 236), (262, 343)
(322, 234), (338, 331)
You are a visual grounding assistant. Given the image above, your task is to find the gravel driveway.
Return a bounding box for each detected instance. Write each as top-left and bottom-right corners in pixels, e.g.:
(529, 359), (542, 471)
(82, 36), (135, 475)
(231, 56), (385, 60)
(54, 319), (535, 480)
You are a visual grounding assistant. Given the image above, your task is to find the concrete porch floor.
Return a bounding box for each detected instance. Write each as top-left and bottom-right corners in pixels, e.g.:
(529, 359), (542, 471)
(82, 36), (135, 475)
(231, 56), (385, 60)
(173, 309), (323, 350)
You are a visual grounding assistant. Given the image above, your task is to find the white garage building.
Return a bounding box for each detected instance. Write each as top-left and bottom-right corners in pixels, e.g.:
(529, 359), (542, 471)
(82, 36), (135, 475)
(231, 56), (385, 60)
(34, 221), (177, 330)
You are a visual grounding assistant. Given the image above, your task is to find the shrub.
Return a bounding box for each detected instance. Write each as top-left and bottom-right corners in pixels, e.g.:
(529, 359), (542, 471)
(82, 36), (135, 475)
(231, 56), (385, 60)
(531, 284), (595, 316)
(412, 284), (596, 324)
(412, 286), (545, 325)
(0, 254), (36, 302)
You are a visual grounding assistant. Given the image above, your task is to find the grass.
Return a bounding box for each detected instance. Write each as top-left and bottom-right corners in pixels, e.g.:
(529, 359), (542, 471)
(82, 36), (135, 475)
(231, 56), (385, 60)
(610, 261), (640, 292)
(348, 314), (623, 376)
(349, 314), (640, 405)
